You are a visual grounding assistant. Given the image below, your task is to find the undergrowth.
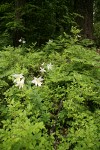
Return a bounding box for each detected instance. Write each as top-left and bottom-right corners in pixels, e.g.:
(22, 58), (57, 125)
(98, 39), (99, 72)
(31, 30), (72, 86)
(0, 35), (100, 150)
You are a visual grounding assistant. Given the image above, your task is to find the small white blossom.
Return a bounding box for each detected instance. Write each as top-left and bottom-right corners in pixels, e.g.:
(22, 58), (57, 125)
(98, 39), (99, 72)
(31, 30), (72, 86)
(77, 35), (81, 38)
(15, 78), (25, 89)
(47, 63), (53, 70)
(40, 67), (46, 73)
(12, 74), (23, 82)
(48, 39), (53, 43)
(19, 39), (22, 42)
(22, 40), (26, 44)
(18, 38), (26, 44)
(41, 62), (45, 66)
(32, 77), (43, 86)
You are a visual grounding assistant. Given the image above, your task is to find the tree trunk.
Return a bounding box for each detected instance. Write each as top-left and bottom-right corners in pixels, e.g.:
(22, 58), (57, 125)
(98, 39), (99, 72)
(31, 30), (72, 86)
(13, 0), (25, 47)
(74, 0), (94, 39)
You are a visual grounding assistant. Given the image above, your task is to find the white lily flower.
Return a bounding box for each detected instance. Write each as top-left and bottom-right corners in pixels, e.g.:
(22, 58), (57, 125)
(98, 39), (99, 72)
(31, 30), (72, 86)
(19, 39), (22, 42)
(48, 39), (53, 43)
(47, 63), (53, 70)
(32, 77), (43, 86)
(77, 35), (81, 38)
(12, 74), (23, 83)
(15, 78), (25, 89)
(22, 40), (26, 44)
(40, 67), (46, 73)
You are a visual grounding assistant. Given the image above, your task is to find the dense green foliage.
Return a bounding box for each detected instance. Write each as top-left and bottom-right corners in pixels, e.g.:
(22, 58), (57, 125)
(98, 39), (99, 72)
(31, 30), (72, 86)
(0, 35), (100, 150)
(0, 0), (100, 47)
(0, 0), (100, 149)
(0, 0), (74, 47)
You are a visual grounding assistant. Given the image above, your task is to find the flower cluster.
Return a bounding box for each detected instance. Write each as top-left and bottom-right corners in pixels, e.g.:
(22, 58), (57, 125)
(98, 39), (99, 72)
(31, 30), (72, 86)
(12, 63), (53, 88)
(12, 74), (25, 89)
(18, 38), (26, 44)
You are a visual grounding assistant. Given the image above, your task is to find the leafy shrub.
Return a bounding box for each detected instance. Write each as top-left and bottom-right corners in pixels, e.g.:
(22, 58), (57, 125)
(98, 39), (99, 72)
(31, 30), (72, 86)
(0, 36), (100, 150)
